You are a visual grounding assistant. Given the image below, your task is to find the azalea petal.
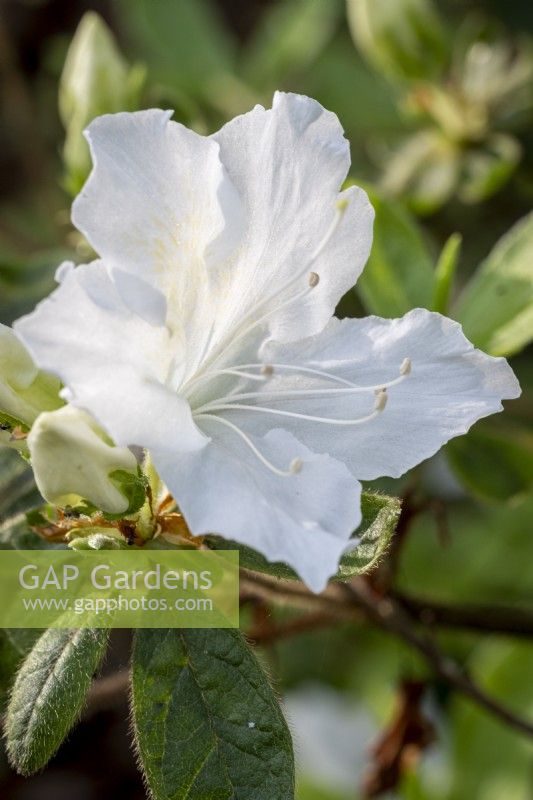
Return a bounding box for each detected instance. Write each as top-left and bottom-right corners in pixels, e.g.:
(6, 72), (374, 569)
(73, 109), (243, 281)
(210, 92), (374, 342)
(15, 262), (207, 453)
(153, 426), (362, 592)
(72, 109), (244, 343)
(204, 309), (520, 480)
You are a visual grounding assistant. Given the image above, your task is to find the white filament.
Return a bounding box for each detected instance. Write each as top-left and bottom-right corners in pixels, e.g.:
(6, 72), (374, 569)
(193, 358), (411, 413)
(182, 280), (317, 394)
(188, 361), (359, 393)
(186, 201), (348, 384)
(194, 364), (408, 407)
(196, 413), (302, 477)
(194, 394), (387, 426)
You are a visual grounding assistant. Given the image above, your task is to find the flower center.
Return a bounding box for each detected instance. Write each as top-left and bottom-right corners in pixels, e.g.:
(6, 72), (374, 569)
(176, 197), (412, 478)
(189, 358), (411, 477)
(182, 198), (349, 389)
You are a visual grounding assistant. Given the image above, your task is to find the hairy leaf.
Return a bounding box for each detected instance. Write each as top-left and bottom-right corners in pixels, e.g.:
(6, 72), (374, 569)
(206, 491), (401, 581)
(132, 628), (294, 799)
(5, 627), (109, 775)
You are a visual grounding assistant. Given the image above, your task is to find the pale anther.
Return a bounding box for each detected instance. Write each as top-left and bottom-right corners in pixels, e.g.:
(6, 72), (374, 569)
(290, 457), (303, 474)
(187, 200), (349, 380)
(195, 413), (299, 478)
(400, 357), (412, 376)
(374, 389), (388, 412)
(261, 364), (274, 377)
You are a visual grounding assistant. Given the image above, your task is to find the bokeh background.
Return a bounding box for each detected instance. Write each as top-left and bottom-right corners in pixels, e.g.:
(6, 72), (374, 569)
(0, 1), (532, 798)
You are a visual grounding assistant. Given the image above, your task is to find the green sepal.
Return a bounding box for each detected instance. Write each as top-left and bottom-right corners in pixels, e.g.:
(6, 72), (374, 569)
(0, 410), (29, 435)
(106, 466), (148, 519)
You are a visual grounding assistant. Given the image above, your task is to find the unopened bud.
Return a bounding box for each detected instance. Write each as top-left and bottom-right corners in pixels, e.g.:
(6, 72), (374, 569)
(347, 0), (448, 83)
(59, 12), (146, 194)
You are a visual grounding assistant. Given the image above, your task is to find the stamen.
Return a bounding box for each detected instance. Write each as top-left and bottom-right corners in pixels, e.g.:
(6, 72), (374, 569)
(248, 202), (345, 316)
(290, 457), (303, 474)
(186, 201), (349, 383)
(252, 362), (360, 386)
(400, 357), (412, 376)
(195, 413), (301, 477)
(189, 280), (317, 385)
(194, 401), (385, 427)
(211, 368), (268, 383)
(187, 358), (406, 397)
(374, 389), (388, 411)
(192, 359), (410, 407)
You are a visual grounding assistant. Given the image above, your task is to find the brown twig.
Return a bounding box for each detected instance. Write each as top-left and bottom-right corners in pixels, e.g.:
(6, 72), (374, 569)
(246, 610), (339, 644)
(239, 570), (533, 738)
(339, 581), (533, 738)
(393, 593), (533, 639)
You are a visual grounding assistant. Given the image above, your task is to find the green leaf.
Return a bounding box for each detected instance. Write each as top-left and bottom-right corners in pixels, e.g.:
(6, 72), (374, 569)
(0, 248), (68, 326)
(0, 628), (42, 712)
(446, 421), (533, 503)
(355, 187), (435, 316)
(119, 0), (235, 95)
(0, 632), (24, 712)
(450, 640), (533, 800)
(206, 491), (401, 581)
(0, 448), (41, 520)
(132, 628), (295, 800)
(5, 627), (109, 775)
(455, 211), (533, 356)
(242, 0), (341, 88)
(335, 491), (401, 579)
(457, 134), (521, 205)
(0, 508), (61, 550)
(4, 628), (42, 655)
(432, 233), (462, 314)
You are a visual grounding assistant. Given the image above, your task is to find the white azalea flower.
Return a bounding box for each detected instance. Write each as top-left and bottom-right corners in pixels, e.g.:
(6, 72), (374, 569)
(15, 92), (520, 591)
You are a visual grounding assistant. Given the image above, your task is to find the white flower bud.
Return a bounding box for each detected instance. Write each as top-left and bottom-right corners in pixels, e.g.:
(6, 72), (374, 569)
(0, 324), (62, 449)
(59, 12), (145, 194)
(27, 406), (139, 514)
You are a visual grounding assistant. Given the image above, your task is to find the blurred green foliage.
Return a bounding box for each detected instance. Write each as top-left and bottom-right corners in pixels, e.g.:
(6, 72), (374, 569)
(0, 0), (532, 798)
